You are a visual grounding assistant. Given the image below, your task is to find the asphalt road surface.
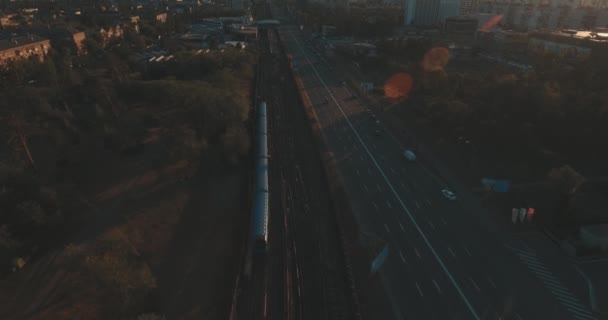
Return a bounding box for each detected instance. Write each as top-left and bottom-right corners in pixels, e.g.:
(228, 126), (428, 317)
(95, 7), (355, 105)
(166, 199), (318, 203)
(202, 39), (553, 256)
(277, 25), (601, 320)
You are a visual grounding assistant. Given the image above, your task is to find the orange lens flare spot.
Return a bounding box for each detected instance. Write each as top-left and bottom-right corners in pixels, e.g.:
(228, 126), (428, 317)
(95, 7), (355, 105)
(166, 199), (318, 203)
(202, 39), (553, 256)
(422, 47), (450, 72)
(384, 73), (413, 99)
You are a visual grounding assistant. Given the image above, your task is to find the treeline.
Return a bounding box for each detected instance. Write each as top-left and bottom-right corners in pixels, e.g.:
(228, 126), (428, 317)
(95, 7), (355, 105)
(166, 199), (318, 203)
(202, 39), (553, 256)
(0, 42), (255, 280)
(402, 49), (608, 179)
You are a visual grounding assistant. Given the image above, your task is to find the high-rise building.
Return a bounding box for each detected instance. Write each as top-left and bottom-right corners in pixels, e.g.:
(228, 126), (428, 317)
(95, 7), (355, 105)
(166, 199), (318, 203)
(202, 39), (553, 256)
(404, 0), (460, 26)
(439, 0), (460, 21)
(459, 0), (478, 16)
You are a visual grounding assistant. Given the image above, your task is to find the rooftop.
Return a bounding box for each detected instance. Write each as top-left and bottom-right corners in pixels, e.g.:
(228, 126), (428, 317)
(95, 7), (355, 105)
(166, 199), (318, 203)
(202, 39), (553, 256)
(0, 34), (47, 51)
(535, 29), (608, 42)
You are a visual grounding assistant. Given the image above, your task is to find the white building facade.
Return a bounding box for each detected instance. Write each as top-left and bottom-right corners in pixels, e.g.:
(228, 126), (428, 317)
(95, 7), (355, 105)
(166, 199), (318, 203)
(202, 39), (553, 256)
(478, 0), (608, 31)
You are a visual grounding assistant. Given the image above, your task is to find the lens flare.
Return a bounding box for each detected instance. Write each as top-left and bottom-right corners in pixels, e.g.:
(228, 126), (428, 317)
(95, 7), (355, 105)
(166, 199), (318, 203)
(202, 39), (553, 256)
(384, 73), (413, 99)
(480, 15), (503, 32)
(422, 47), (450, 72)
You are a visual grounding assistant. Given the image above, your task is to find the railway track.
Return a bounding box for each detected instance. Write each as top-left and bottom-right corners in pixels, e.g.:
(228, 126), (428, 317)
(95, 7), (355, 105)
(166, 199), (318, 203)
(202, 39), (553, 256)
(239, 2), (353, 319)
(258, 25), (304, 320)
(265, 24), (352, 320)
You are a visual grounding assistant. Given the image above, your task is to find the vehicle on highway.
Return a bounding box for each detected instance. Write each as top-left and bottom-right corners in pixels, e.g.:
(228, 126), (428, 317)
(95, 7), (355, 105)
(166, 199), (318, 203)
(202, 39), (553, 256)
(441, 189), (457, 200)
(403, 150), (416, 161)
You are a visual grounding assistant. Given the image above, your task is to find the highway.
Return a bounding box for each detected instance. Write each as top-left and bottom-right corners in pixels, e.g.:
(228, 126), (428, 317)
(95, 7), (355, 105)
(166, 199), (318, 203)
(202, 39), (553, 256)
(277, 25), (601, 320)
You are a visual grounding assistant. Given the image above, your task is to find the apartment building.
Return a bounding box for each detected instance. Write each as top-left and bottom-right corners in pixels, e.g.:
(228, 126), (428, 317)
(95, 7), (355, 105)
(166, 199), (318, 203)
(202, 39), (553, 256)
(0, 35), (50, 65)
(479, 0), (608, 31)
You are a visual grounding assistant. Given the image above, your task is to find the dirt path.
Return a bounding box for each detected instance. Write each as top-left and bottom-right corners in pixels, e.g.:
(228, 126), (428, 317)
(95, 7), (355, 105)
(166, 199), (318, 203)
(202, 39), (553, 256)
(155, 156), (249, 320)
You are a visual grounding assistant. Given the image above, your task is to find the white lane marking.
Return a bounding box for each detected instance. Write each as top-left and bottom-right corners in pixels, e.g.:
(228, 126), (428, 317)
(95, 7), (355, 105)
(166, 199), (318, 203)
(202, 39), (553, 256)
(508, 246), (536, 258)
(377, 184), (382, 192)
(487, 277), (497, 289)
(563, 303), (596, 317)
(373, 202), (378, 210)
(373, 144), (377, 149)
(523, 259), (550, 270)
(527, 264), (551, 273)
(441, 218), (447, 225)
(364, 184), (369, 192)
(360, 155), (364, 161)
(570, 312), (595, 320)
(399, 221), (405, 231)
(552, 291), (580, 303)
(415, 201), (421, 208)
(519, 240), (532, 251)
(385, 224), (390, 234)
(400, 182), (409, 191)
(469, 277), (481, 292)
(399, 251), (406, 263)
(428, 220), (435, 230)
(426, 199), (432, 206)
(433, 279), (443, 294)
(567, 303), (598, 317)
(514, 313), (523, 320)
(578, 257), (608, 264)
(356, 169), (360, 176)
(390, 167), (396, 173)
(545, 282), (573, 294)
(289, 31), (480, 320)
(415, 282), (424, 297)
(414, 248), (421, 259)
(368, 167), (372, 174)
(448, 247), (456, 258)
(464, 246), (472, 257)
(387, 200), (392, 209)
(343, 145), (347, 151)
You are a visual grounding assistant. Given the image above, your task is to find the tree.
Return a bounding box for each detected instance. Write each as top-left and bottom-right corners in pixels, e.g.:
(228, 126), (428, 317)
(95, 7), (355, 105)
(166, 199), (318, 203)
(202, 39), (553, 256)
(8, 112), (37, 171)
(139, 21), (159, 40)
(221, 124), (250, 165)
(56, 49), (78, 87)
(39, 58), (59, 87)
(123, 27), (146, 50)
(105, 52), (129, 82)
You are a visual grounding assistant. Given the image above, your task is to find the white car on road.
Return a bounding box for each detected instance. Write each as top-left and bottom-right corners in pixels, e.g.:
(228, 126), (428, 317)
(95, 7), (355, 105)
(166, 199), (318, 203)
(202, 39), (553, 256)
(403, 150), (416, 161)
(441, 189), (457, 200)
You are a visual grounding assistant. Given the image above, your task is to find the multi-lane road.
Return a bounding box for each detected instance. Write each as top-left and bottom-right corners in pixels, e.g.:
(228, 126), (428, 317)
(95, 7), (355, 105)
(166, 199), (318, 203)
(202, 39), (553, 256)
(277, 24), (601, 320)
